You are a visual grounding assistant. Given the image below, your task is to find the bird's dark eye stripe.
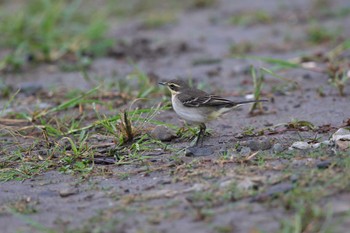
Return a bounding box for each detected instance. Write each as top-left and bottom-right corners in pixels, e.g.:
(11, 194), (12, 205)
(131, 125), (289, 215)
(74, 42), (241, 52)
(168, 83), (178, 90)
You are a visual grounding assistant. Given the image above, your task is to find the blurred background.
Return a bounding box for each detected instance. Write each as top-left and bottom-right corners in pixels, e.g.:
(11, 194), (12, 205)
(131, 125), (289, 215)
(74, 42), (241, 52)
(1, 0), (349, 74)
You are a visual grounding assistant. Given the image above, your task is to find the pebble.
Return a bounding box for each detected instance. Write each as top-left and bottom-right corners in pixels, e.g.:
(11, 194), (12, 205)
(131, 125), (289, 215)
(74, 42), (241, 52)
(317, 160), (332, 169)
(185, 147), (213, 157)
(150, 125), (176, 142)
(290, 141), (311, 150)
(19, 82), (43, 96)
(242, 137), (273, 151)
(272, 143), (285, 154)
(290, 174), (299, 183)
(332, 128), (350, 141)
(239, 146), (251, 156)
(289, 140), (331, 150)
(94, 157), (116, 165)
(331, 128), (350, 150)
(251, 182), (294, 202)
(59, 187), (79, 198)
(237, 178), (257, 190)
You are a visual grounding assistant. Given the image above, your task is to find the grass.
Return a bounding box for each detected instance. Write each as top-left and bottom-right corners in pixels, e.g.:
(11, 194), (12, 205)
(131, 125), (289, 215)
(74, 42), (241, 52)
(141, 11), (177, 29)
(230, 41), (254, 55)
(0, 69), (177, 181)
(279, 204), (335, 233)
(311, 0), (350, 19)
(3, 125), (348, 230)
(0, 105), (166, 181)
(4, 207), (56, 233)
(229, 10), (272, 26)
(0, 156), (54, 182)
(6, 198), (38, 215)
(0, 0), (112, 71)
(275, 167), (349, 232)
(105, 0), (217, 17)
(307, 23), (338, 45)
(249, 66), (265, 114)
(327, 64), (350, 97)
(0, 88), (20, 117)
(234, 38), (350, 97)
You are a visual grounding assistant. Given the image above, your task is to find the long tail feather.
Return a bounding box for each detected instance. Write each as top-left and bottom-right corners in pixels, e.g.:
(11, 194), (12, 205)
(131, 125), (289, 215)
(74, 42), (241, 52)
(234, 99), (268, 107)
(236, 99), (268, 104)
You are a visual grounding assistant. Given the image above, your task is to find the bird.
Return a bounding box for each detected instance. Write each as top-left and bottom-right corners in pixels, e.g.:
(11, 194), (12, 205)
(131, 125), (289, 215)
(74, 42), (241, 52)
(159, 79), (267, 146)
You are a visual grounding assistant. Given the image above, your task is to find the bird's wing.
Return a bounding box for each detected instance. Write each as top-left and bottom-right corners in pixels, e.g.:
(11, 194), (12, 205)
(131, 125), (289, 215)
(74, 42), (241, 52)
(178, 89), (235, 108)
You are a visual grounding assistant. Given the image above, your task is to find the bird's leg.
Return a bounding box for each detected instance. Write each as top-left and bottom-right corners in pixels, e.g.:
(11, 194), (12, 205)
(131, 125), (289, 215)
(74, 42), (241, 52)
(195, 123), (206, 146)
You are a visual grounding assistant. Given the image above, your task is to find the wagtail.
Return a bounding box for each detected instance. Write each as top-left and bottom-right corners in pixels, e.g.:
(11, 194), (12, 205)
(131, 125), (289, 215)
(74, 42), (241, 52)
(159, 79), (267, 146)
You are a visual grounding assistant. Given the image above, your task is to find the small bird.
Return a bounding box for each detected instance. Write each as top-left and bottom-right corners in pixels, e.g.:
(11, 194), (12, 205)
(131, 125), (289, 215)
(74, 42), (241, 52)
(159, 79), (267, 146)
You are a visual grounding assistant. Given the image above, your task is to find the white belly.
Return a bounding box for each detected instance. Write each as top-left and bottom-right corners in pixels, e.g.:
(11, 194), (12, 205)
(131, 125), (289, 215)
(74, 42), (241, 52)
(172, 95), (207, 123)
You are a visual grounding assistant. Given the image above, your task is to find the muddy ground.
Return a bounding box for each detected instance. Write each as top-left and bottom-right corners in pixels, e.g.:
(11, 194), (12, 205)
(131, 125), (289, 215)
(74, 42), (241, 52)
(1, 0), (350, 232)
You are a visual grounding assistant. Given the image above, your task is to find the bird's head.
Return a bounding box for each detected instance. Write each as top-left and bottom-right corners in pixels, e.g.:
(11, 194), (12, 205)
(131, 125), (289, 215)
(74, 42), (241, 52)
(159, 79), (190, 95)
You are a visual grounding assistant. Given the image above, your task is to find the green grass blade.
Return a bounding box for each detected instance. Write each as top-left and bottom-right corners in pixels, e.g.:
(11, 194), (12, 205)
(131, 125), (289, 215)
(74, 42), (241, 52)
(0, 89), (20, 117)
(35, 85), (100, 118)
(8, 208), (56, 233)
(261, 67), (295, 82)
(234, 55), (301, 69)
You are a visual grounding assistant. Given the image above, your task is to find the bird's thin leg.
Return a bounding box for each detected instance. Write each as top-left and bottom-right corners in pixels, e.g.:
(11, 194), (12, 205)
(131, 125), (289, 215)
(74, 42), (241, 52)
(195, 123), (206, 146)
(199, 123), (207, 145)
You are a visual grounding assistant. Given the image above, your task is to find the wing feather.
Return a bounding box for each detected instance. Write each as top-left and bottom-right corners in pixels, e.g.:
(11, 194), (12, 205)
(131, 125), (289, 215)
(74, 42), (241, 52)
(178, 89), (235, 108)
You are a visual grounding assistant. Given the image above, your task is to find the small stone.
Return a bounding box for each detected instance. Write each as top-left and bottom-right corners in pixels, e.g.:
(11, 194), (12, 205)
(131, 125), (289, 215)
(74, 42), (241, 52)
(185, 147), (213, 157)
(331, 128), (350, 150)
(302, 73), (312, 79)
(242, 137), (273, 151)
(289, 140), (328, 151)
(150, 125), (176, 142)
(290, 141), (311, 150)
(332, 128), (350, 141)
(237, 178), (256, 190)
(336, 141), (350, 150)
(157, 178), (172, 185)
(272, 143), (285, 154)
(322, 140), (331, 146)
(244, 140), (259, 150)
(59, 188), (79, 198)
(330, 199), (350, 215)
(94, 157), (116, 165)
(239, 146), (251, 156)
(265, 182), (294, 196)
(19, 83), (43, 96)
(251, 182), (294, 202)
(39, 190), (58, 197)
(83, 191), (105, 201)
(290, 174), (299, 183)
(317, 160), (332, 169)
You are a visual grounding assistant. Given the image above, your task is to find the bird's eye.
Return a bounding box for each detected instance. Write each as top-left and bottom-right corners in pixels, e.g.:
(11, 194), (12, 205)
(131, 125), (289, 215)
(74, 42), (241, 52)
(169, 84), (176, 90)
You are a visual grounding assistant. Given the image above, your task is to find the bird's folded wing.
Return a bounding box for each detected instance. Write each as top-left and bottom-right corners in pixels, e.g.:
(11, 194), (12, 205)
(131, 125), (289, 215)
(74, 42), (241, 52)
(180, 94), (235, 108)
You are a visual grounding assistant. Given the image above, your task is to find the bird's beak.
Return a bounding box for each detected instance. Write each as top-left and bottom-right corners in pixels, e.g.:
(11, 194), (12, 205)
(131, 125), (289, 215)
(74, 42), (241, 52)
(158, 81), (167, 86)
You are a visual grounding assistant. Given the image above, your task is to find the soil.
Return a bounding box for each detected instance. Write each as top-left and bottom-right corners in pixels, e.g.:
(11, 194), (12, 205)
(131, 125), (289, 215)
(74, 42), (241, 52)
(1, 0), (350, 232)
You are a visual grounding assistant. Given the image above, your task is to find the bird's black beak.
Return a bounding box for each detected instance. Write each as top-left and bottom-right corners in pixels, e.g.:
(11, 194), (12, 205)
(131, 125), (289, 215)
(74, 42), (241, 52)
(158, 81), (167, 86)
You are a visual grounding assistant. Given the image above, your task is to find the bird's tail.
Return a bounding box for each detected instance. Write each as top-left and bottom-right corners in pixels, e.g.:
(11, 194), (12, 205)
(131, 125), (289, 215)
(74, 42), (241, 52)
(234, 99), (268, 107)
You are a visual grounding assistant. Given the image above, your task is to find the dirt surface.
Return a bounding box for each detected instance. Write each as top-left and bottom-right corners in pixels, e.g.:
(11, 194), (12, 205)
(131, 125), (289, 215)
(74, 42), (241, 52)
(1, 0), (350, 233)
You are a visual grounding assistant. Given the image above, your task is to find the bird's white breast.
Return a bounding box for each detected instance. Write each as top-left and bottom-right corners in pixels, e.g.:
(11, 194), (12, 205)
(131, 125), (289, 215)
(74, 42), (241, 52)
(172, 95), (207, 123)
